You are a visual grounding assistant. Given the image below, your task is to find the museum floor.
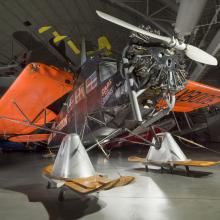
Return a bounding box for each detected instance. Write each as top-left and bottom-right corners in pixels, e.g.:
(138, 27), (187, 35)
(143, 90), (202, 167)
(1, 143), (220, 220)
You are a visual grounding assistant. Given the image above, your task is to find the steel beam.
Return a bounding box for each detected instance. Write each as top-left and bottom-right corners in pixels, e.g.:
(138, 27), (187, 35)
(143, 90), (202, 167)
(199, 6), (220, 47)
(190, 29), (220, 81)
(175, 0), (207, 37)
(159, 0), (178, 13)
(103, 0), (172, 36)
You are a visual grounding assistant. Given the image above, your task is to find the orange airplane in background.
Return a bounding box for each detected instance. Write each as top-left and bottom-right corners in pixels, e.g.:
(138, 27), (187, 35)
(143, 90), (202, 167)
(0, 62), (73, 143)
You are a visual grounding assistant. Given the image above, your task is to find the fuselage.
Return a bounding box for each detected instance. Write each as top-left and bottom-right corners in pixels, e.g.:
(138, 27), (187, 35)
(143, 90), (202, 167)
(48, 55), (128, 147)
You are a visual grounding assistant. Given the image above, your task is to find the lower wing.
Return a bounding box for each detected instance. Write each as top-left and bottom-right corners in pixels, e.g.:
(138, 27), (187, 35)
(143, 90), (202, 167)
(158, 80), (220, 112)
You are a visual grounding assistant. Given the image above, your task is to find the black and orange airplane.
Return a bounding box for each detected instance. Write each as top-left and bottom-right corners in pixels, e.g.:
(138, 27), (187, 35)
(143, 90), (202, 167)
(1, 10), (220, 198)
(42, 11), (220, 183)
(1, 60), (219, 147)
(0, 9), (220, 188)
(1, 12), (220, 153)
(48, 9), (220, 149)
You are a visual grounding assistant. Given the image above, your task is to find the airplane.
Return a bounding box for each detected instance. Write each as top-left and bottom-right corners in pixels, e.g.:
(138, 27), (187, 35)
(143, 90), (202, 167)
(2, 8), (220, 200)
(42, 10), (220, 188)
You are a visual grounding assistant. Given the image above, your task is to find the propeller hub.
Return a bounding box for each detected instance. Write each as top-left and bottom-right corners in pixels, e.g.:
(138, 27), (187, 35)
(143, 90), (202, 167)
(169, 37), (186, 51)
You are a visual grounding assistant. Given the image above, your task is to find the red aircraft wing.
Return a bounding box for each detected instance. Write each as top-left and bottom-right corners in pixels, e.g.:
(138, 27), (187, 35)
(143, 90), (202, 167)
(0, 63), (73, 136)
(157, 80), (220, 112)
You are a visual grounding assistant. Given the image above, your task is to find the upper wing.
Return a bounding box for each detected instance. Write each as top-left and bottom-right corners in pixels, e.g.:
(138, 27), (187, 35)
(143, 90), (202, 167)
(0, 63), (73, 135)
(173, 80), (220, 112)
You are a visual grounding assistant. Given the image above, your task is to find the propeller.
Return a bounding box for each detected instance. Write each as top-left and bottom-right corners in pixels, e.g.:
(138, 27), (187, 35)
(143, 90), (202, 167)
(96, 10), (217, 66)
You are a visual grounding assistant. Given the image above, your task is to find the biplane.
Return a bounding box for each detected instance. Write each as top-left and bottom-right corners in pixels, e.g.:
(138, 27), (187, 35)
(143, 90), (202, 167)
(2, 7), (220, 200)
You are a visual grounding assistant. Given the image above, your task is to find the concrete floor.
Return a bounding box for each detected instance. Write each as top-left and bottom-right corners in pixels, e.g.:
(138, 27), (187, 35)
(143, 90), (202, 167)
(1, 144), (220, 220)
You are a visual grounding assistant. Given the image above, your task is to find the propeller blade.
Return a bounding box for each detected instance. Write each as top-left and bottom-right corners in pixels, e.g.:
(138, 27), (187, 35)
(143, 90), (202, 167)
(96, 10), (171, 43)
(185, 45), (218, 66)
(96, 11), (218, 66)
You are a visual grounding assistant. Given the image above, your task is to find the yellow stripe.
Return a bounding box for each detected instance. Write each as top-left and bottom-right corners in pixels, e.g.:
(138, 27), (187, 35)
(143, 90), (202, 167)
(38, 26), (52, 34)
(67, 40), (80, 54)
